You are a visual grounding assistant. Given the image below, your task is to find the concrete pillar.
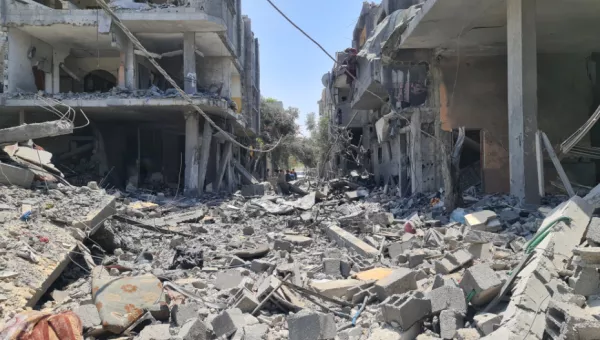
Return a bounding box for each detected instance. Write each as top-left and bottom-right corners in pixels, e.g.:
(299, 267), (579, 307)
(410, 113), (422, 194)
(118, 51), (126, 88)
(125, 40), (136, 90)
(52, 50), (68, 94)
(198, 119), (212, 193)
(184, 111), (199, 196)
(507, 0), (539, 204)
(183, 32), (197, 94)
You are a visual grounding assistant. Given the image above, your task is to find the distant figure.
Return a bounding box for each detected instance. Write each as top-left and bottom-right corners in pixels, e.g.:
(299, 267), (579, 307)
(285, 170), (293, 182)
(291, 169), (297, 180)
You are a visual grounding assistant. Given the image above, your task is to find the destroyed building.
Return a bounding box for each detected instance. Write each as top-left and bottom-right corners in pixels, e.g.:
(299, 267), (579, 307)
(0, 0), (261, 194)
(320, 0), (600, 204)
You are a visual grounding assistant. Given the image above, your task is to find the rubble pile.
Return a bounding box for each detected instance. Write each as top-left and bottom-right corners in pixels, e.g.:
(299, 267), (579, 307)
(2, 178), (600, 340)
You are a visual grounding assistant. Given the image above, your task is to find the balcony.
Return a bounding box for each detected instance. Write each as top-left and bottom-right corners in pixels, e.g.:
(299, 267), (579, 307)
(350, 56), (388, 110)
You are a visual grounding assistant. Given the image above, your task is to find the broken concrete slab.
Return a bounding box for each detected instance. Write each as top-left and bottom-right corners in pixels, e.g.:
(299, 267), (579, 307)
(72, 195), (117, 234)
(473, 313), (502, 336)
(283, 235), (313, 247)
(0, 162), (35, 188)
(434, 249), (473, 274)
(309, 279), (363, 299)
(0, 120), (74, 144)
(287, 309), (336, 340)
(586, 217), (600, 245)
(325, 224), (379, 258)
(178, 318), (207, 340)
(73, 303), (101, 329)
(465, 210), (502, 232)
(214, 269), (244, 290)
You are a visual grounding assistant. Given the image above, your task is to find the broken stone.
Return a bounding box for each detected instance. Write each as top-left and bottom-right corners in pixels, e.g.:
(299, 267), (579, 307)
(323, 258), (342, 276)
(136, 324), (171, 340)
(73, 304), (101, 329)
(243, 226), (255, 235)
(325, 224), (379, 258)
(211, 308), (246, 338)
(427, 286), (467, 315)
(439, 309), (463, 339)
(283, 235), (313, 248)
(309, 279), (363, 299)
(171, 302), (201, 326)
(586, 217), (600, 245)
(214, 270), (244, 290)
(178, 318), (207, 340)
(473, 313), (502, 335)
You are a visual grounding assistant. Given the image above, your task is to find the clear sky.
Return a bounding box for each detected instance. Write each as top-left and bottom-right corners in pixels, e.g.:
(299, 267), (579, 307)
(241, 0), (367, 135)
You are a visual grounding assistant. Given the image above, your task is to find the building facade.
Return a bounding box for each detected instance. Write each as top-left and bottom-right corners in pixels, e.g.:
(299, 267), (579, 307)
(0, 0), (260, 195)
(320, 0), (600, 205)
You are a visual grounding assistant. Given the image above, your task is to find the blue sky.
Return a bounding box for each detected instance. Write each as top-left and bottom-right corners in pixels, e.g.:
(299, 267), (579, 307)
(241, 0), (366, 135)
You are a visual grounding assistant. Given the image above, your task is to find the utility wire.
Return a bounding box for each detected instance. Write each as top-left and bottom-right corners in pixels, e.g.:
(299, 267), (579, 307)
(94, 0), (281, 153)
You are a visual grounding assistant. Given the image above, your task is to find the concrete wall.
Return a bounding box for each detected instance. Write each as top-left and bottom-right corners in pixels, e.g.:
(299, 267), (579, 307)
(439, 53), (595, 193)
(7, 28), (54, 93)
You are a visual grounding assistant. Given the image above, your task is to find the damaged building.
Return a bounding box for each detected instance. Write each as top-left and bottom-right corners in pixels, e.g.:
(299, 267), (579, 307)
(320, 0), (600, 204)
(0, 0), (261, 194)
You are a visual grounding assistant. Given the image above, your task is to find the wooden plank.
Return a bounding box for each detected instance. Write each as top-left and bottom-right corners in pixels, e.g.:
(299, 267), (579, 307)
(541, 132), (575, 197)
(536, 130), (545, 197)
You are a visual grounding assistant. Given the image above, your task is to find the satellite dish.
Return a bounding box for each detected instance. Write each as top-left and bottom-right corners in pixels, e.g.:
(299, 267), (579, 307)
(321, 72), (331, 87)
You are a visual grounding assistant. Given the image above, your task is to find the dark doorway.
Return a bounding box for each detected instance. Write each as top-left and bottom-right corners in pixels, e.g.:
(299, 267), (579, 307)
(84, 70), (116, 93)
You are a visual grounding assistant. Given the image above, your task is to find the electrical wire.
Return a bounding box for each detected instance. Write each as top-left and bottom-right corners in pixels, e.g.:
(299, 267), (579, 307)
(93, 0), (281, 153)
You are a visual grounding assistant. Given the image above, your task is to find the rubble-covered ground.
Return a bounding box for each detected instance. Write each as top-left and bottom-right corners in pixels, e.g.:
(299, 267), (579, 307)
(2, 178), (600, 340)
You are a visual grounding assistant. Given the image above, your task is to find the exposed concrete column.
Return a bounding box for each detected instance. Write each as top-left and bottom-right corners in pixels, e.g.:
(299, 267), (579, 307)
(125, 40), (136, 90)
(410, 112), (423, 194)
(183, 32), (197, 94)
(198, 118), (213, 193)
(52, 49), (69, 94)
(507, 0), (539, 204)
(184, 111), (200, 196)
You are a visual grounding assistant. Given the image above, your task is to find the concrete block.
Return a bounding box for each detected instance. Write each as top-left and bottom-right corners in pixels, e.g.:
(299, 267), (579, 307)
(573, 246), (600, 264)
(459, 264), (502, 306)
(427, 286), (467, 315)
(178, 318), (207, 340)
(407, 249), (427, 268)
(544, 299), (600, 340)
(569, 266), (600, 296)
(171, 302), (201, 326)
(387, 237), (417, 259)
(309, 279), (363, 299)
(374, 268), (417, 301)
(367, 324), (421, 340)
(380, 292), (432, 329)
(211, 308), (246, 338)
(323, 258), (342, 276)
(231, 288), (259, 313)
(434, 249), (473, 274)
(148, 302), (170, 321)
(473, 313), (502, 335)
(287, 309), (336, 340)
(367, 211), (394, 226)
(73, 304), (101, 329)
(325, 224), (379, 258)
(324, 248), (343, 259)
(465, 210), (501, 232)
(468, 243), (493, 260)
(440, 310), (463, 339)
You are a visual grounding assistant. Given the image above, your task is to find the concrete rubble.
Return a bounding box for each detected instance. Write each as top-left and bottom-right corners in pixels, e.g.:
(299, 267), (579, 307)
(3, 177), (600, 340)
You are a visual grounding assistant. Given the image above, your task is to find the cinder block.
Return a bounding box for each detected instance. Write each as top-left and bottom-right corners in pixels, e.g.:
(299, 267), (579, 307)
(374, 268), (417, 301)
(287, 310), (336, 340)
(569, 266), (600, 297)
(459, 264), (502, 306)
(251, 259), (274, 273)
(211, 308), (246, 338)
(440, 309), (463, 339)
(544, 299), (600, 340)
(474, 313), (502, 335)
(427, 286), (467, 315)
(380, 292), (432, 329)
(231, 288), (259, 313)
(323, 258), (342, 276)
